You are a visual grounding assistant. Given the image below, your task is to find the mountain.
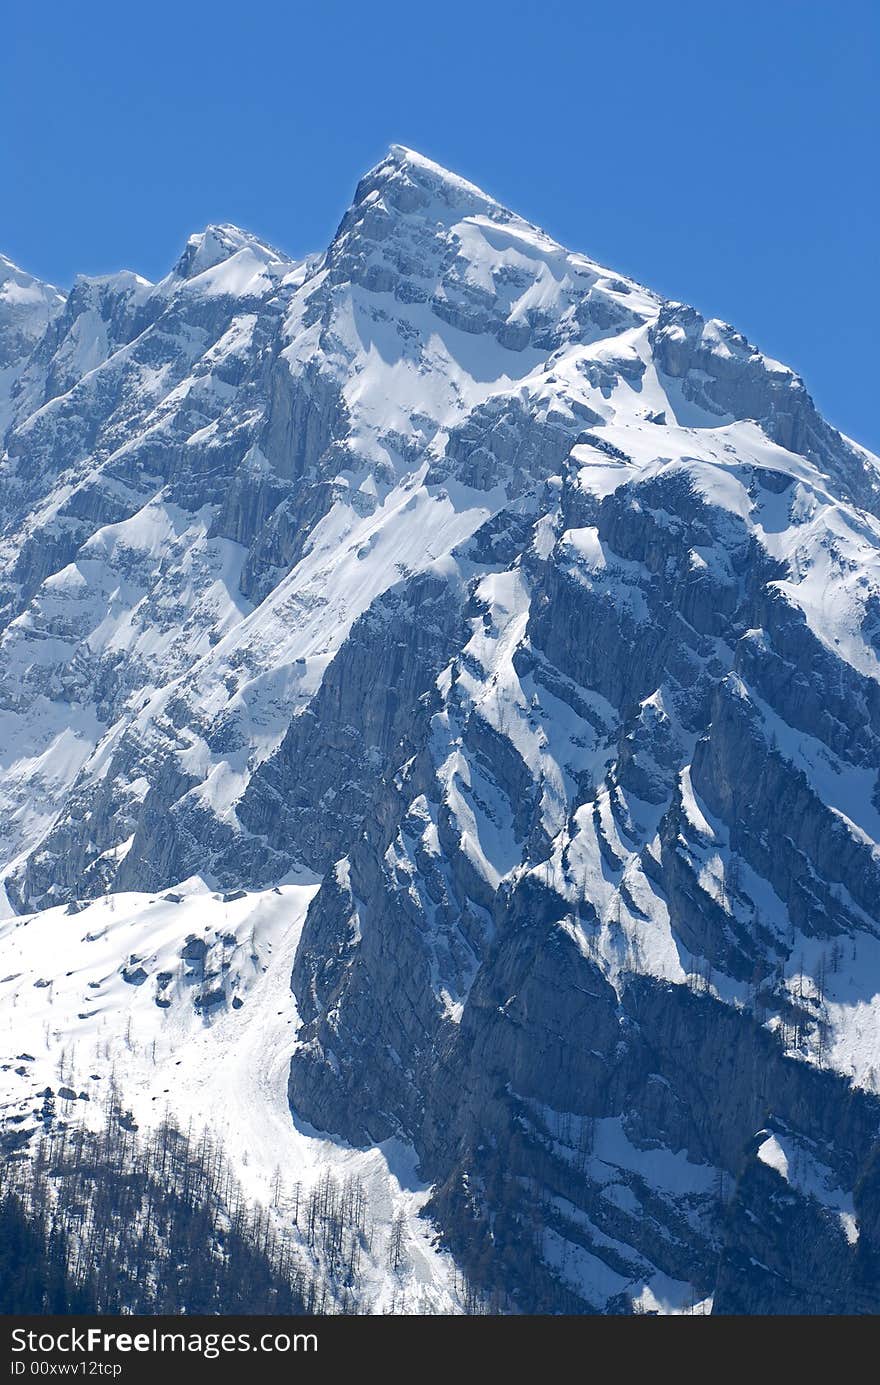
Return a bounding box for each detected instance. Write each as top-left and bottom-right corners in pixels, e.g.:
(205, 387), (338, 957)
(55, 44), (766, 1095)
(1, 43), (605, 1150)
(2, 145), (880, 1314)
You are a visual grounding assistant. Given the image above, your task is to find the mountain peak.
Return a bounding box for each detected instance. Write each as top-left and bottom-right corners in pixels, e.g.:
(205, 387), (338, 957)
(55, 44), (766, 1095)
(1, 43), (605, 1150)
(0, 252), (65, 306)
(0, 252), (66, 376)
(172, 223), (290, 282)
(350, 144), (504, 222)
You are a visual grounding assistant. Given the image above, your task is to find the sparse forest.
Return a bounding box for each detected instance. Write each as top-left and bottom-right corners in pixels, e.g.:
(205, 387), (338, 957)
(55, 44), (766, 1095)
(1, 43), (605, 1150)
(0, 1103), (380, 1314)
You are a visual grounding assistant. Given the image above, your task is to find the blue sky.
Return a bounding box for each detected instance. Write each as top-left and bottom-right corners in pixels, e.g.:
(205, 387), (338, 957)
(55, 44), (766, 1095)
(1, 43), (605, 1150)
(4, 1), (878, 450)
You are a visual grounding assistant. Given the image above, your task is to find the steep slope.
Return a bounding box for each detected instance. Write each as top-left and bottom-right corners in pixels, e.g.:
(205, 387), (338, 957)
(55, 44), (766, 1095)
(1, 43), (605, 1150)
(2, 147), (880, 1314)
(0, 879), (462, 1312)
(1, 150), (660, 910)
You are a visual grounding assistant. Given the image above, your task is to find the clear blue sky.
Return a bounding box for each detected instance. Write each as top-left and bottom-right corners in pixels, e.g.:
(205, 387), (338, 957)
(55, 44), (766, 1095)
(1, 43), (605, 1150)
(4, 1), (878, 450)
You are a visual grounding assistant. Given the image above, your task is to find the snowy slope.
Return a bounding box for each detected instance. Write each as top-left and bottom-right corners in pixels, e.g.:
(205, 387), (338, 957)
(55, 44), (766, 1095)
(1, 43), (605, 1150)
(0, 880), (461, 1312)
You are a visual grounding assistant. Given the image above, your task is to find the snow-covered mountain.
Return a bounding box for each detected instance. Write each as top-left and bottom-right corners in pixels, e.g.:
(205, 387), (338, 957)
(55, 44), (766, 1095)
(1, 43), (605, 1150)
(2, 146), (880, 1313)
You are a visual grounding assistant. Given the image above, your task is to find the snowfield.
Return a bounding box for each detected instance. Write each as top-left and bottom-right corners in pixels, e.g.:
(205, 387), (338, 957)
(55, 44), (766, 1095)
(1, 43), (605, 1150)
(0, 880), (463, 1312)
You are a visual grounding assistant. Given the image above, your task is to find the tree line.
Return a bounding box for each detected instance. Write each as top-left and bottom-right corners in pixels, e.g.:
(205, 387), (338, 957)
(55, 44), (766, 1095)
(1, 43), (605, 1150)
(0, 1102), (364, 1314)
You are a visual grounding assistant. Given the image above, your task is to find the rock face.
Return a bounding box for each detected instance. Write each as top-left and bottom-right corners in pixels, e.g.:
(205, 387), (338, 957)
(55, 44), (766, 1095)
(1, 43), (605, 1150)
(3, 146), (880, 1313)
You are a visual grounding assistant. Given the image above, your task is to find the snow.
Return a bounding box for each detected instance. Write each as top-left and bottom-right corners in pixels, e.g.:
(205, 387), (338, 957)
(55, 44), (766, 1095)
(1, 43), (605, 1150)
(756, 1128), (859, 1244)
(185, 247), (280, 300)
(0, 880), (463, 1312)
(679, 765), (714, 837)
(756, 1131), (789, 1177)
